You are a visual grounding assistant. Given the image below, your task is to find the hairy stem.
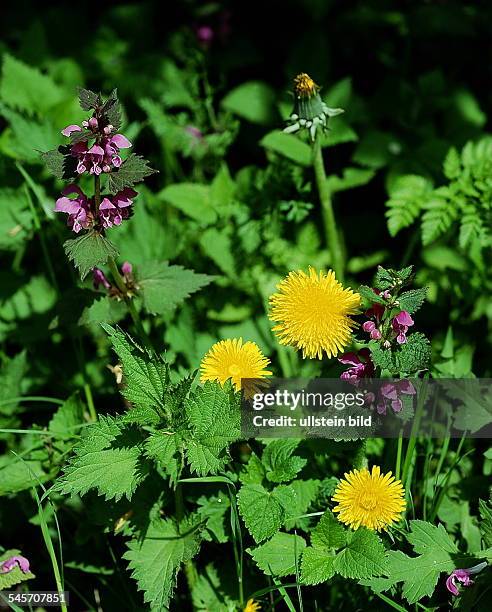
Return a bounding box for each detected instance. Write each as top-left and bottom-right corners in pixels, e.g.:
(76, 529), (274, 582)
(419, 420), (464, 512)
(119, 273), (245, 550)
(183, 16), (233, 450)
(312, 136), (344, 281)
(107, 257), (153, 347)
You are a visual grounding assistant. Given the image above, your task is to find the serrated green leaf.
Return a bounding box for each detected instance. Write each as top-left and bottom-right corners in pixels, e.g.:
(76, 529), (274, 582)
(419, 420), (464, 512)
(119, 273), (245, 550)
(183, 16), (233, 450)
(396, 332), (431, 374)
(184, 382), (240, 476)
(41, 146), (77, 180)
(301, 546), (336, 585)
(249, 532), (306, 576)
(310, 510), (347, 550)
(106, 154), (156, 194)
(102, 325), (169, 417)
(136, 260), (214, 315)
(64, 231), (119, 280)
(262, 440), (307, 483)
(397, 287), (427, 314)
(332, 529), (388, 579)
(369, 342), (394, 373)
(77, 87), (101, 111)
(54, 415), (145, 501)
(124, 518), (201, 610)
(237, 484), (284, 543)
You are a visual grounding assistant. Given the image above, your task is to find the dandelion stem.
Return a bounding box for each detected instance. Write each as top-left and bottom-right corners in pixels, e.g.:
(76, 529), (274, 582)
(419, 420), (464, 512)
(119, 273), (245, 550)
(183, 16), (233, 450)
(312, 135), (344, 281)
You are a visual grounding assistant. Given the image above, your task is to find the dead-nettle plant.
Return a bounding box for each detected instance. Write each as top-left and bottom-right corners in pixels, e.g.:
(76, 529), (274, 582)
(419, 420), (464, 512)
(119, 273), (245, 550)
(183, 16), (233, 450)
(42, 88), (214, 337)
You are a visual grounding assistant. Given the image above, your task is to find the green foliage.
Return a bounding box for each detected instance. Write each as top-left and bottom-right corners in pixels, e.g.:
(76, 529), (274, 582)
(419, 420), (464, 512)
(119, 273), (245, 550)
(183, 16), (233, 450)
(54, 415), (146, 501)
(107, 154), (157, 194)
(397, 287), (428, 314)
(396, 332), (431, 374)
(262, 439), (307, 483)
(237, 484), (285, 543)
(248, 532), (306, 576)
(372, 521), (475, 604)
(64, 231), (120, 280)
(136, 261), (214, 315)
(184, 382), (240, 476)
(301, 512), (387, 585)
(222, 81), (277, 125)
(124, 518), (201, 610)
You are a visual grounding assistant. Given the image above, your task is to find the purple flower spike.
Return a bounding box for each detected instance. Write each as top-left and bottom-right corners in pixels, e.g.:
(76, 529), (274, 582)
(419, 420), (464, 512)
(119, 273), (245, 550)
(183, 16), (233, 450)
(93, 268), (111, 290)
(0, 555), (30, 574)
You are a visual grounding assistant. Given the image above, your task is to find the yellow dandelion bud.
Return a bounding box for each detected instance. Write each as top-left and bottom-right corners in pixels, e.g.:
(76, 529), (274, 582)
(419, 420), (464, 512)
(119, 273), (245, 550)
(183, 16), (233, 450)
(200, 338), (272, 392)
(269, 267), (360, 359)
(294, 73), (319, 98)
(332, 466), (406, 531)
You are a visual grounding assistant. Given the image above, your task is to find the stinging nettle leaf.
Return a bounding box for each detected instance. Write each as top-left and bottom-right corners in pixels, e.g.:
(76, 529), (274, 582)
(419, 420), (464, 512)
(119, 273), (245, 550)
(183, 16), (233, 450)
(124, 518), (201, 610)
(237, 484), (285, 543)
(248, 532), (306, 577)
(41, 145), (78, 180)
(396, 287), (428, 314)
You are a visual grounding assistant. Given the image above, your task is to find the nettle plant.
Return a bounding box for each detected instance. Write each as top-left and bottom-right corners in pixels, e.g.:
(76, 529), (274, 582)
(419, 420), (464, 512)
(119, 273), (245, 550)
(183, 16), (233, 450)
(4, 81), (491, 610)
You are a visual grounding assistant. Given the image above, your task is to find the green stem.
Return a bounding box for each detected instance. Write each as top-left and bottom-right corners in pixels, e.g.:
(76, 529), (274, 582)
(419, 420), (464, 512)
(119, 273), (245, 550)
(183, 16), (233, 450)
(312, 136), (344, 281)
(353, 439), (368, 469)
(107, 257), (153, 348)
(395, 430), (403, 480)
(94, 175), (101, 214)
(175, 484), (198, 591)
(84, 383), (97, 422)
(401, 380), (429, 492)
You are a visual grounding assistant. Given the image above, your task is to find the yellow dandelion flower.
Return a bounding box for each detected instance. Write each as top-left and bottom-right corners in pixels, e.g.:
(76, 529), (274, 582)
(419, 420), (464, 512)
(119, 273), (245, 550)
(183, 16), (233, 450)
(200, 338), (272, 392)
(294, 72), (319, 98)
(332, 466), (406, 531)
(243, 599), (261, 612)
(269, 267), (360, 359)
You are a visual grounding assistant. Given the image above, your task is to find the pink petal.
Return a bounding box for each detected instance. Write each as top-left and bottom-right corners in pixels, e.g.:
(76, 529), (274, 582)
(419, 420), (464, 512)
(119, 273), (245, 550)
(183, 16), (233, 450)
(338, 353), (361, 366)
(99, 198), (116, 210)
(110, 134), (132, 149)
(62, 124), (81, 137)
(55, 197), (81, 214)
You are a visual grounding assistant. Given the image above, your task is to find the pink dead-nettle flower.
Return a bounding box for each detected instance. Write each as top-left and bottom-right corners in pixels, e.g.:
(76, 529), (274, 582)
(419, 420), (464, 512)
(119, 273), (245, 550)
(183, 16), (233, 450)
(446, 562), (487, 596)
(93, 268), (111, 290)
(392, 310), (414, 344)
(338, 349), (375, 384)
(362, 320), (382, 340)
(0, 555), (30, 574)
(377, 379), (416, 414)
(99, 188), (137, 229)
(70, 134), (131, 176)
(55, 186), (137, 234)
(54, 185), (93, 233)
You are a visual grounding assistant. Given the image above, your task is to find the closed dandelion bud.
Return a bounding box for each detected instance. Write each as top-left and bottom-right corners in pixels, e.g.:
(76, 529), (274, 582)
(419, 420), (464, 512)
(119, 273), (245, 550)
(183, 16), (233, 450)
(284, 72), (344, 141)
